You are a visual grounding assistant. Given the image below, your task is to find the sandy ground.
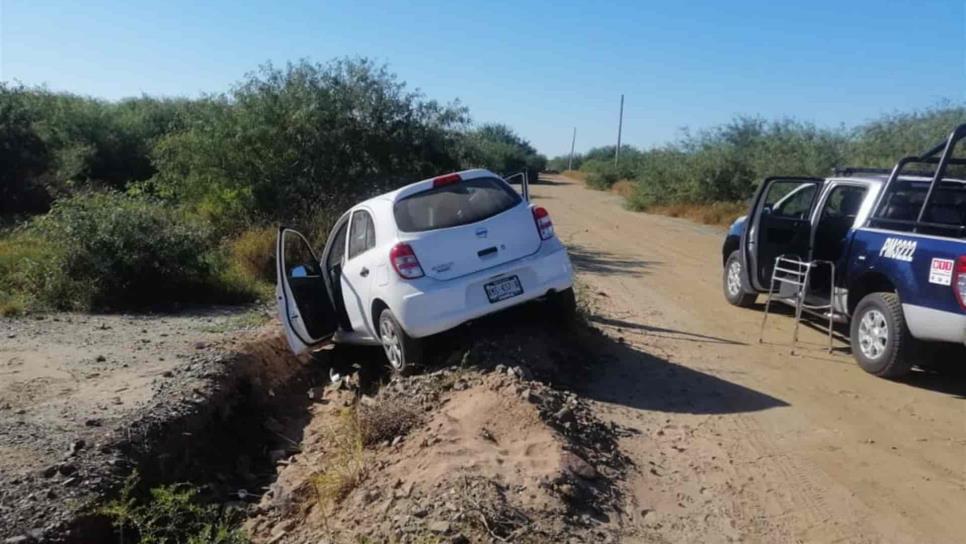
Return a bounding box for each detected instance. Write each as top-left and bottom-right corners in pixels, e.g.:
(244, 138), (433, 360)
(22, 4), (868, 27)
(536, 175), (966, 544)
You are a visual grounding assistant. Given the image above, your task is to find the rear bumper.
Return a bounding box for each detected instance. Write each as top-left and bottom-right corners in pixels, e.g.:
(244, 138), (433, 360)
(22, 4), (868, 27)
(903, 304), (966, 346)
(391, 239), (574, 338)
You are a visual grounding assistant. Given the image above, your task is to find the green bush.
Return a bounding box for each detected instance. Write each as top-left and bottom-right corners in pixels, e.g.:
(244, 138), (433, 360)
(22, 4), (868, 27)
(580, 108), (965, 212)
(0, 230), (55, 315)
(27, 192), (258, 310)
(100, 473), (247, 544)
(459, 123), (546, 179)
(580, 159), (626, 189)
(619, 112), (962, 211)
(0, 84), (52, 215)
(1, 58), (555, 313)
(150, 58), (470, 233)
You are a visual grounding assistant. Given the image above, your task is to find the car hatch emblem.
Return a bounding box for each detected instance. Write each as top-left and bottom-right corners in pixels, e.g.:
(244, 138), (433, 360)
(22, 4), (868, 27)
(476, 227), (488, 238)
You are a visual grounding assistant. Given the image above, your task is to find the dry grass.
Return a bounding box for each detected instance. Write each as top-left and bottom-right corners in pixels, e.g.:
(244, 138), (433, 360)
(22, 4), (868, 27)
(0, 296), (25, 317)
(357, 398), (418, 447)
(561, 169), (587, 182)
(311, 399), (420, 513)
(228, 226), (276, 283)
(645, 201), (747, 227)
(611, 179), (636, 199)
(312, 408), (367, 512)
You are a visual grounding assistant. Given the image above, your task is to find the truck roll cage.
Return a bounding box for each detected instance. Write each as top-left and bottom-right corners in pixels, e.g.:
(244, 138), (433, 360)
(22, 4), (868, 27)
(864, 124), (966, 237)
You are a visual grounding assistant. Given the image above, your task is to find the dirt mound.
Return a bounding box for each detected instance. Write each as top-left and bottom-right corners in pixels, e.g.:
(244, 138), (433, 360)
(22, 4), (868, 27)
(246, 340), (629, 544)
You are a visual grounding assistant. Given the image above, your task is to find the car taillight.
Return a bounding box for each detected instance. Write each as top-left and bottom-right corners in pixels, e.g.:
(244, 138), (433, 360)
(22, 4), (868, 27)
(390, 243), (424, 279)
(532, 206), (554, 240)
(432, 173), (461, 187)
(955, 256), (966, 310)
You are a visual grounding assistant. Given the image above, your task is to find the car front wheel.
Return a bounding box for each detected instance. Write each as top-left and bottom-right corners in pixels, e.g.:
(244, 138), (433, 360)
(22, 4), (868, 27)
(723, 251), (757, 308)
(377, 308), (422, 374)
(850, 292), (914, 378)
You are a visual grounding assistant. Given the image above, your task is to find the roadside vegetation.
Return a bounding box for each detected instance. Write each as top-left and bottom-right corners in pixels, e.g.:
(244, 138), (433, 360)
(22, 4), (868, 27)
(0, 58), (546, 314)
(100, 473), (248, 544)
(550, 105), (966, 225)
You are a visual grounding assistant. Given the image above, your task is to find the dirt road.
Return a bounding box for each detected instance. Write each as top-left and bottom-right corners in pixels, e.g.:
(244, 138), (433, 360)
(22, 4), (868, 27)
(535, 175), (966, 543)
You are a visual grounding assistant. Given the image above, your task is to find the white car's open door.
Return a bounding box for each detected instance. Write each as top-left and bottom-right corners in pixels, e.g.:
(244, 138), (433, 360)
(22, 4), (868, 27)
(503, 171), (530, 202)
(276, 227), (338, 354)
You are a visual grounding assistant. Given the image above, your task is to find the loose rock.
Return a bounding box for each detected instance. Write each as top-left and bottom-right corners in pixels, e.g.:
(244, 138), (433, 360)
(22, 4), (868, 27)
(561, 452), (598, 480)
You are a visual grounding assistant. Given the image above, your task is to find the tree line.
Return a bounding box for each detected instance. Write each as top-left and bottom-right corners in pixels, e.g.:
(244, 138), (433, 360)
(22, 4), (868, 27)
(549, 105), (966, 210)
(0, 58), (546, 313)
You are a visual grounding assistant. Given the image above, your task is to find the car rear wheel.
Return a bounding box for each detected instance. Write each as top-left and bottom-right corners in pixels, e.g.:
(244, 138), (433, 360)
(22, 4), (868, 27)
(723, 251), (757, 308)
(377, 308), (422, 374)
(547, 287), (577, 321)
(850, 292), (914, 378)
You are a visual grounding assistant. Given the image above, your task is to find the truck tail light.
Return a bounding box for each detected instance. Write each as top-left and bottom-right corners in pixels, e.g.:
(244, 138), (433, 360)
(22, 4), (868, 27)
(532, 206), (554, 240)
(390, 243), (424, 279)
(954, 256), (966, 310)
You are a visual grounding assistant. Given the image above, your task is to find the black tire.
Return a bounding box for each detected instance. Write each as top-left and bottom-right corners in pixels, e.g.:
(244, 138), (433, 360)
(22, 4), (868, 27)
(723, 251), (757, 308)
(850, 292), (915, 378)
(547, 287), (578, 322)
(376, 308), (422, 374)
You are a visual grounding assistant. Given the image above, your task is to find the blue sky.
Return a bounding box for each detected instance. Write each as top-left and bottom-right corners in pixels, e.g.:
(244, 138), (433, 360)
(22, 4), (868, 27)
(1, 0), (964, 156)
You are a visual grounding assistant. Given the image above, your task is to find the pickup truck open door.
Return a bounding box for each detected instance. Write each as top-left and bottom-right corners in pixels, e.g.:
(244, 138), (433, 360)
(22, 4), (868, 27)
(744, 177), (824, 290)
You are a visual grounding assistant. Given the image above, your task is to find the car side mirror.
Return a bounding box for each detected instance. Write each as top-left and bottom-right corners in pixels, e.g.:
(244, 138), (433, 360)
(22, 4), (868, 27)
(761, 205), (773, 216)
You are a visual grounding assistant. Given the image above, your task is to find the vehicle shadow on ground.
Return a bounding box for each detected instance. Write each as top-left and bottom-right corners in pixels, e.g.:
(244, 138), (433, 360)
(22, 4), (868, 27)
(581, 332), (789, 414)
(588, 314), (746, 346)
(897, 368), (966, 399)
(749, 301), (853, 349)
(532, 177), (569, 186)
(324, 300), (787, 416)
(568, 244), (658, 277)
(750, 302), (966, 398)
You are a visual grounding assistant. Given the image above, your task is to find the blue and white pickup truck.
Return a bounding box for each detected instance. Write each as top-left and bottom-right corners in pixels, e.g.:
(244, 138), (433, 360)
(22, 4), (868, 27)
(722, 124), (966, 378)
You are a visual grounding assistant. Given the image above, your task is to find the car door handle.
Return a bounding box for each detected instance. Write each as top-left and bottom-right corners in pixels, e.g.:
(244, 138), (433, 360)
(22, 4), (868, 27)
(360, 267), (370, 277)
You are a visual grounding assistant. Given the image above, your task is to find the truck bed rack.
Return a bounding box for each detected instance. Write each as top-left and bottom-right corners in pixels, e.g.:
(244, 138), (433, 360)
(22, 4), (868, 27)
(833, 167), (893, 177)
(868, 124), (966, 236)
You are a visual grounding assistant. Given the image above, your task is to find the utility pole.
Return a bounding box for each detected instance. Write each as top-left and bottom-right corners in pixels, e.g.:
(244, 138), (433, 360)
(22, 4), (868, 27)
(615, 94), (624, 166)
(568, 127), (577, 171)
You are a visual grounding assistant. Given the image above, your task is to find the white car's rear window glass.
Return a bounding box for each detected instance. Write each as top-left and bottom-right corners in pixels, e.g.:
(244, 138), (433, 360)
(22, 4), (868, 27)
(394, 177), (522, 232)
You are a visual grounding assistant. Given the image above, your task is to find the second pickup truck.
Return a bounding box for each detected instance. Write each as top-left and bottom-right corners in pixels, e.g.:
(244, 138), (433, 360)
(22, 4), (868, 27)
(722, 124), (966, 378)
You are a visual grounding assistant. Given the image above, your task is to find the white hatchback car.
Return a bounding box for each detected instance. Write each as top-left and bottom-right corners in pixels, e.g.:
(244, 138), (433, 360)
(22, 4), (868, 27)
(276, 169), (575, 371)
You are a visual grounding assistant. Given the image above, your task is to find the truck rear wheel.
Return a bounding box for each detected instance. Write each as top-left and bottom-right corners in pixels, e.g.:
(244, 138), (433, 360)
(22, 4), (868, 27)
(723, 251), (757, 308)
(850, 292), (914, 378)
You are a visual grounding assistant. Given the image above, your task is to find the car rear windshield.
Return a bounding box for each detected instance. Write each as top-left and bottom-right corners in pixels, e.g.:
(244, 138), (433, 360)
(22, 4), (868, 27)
(393, 177), (522, 232)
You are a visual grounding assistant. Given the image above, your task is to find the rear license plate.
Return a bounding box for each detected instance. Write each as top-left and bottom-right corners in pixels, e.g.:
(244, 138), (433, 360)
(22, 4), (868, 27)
(484, 275), (523, 303)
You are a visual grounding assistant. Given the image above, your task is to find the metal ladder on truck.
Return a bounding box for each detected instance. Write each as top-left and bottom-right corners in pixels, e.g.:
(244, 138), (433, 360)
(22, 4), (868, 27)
(757, 256), (844, 352)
